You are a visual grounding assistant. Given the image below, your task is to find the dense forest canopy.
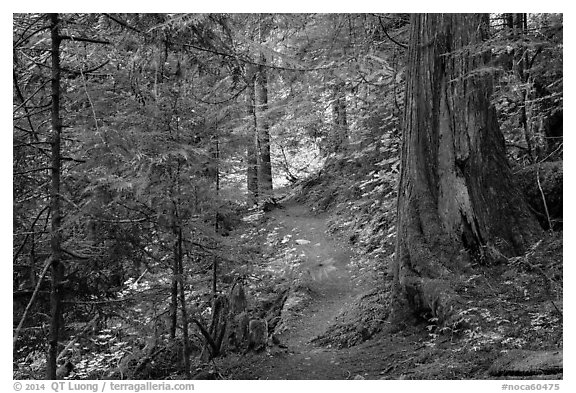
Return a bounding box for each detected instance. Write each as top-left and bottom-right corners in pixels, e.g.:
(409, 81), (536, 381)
(13, 13), (562, 381)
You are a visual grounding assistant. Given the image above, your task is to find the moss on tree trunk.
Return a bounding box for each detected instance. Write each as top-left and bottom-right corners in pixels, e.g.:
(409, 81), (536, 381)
(391, 14), (541, 326)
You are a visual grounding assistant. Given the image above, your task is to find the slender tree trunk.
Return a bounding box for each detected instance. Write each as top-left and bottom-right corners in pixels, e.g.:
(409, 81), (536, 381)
(256, 54), (273, 197)
(169, 168), (179, 340)
(511, 13), (534, 162)
(215, 138), (220, 201)
(331, 83), (348, 152)
(214, 137), (222, 234)
(520, 87), (534, 162)
(246, 68), (259, 204)
(211, 255), (218, 305)
(391, 14), (541, 326)
(169, 258), (178, 339)
(47, 13), (64, 380)
(514, 13), (527, 30)
(212, 150), (218, 303)
(29, 232), (36, 287)
(212, 177), (218, 307)
(169, 100), (185, 341)
(175, 228), (191, 378)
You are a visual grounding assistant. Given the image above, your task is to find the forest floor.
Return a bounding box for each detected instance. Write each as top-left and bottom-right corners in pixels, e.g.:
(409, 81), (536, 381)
(217, 201), (382, 379)
(213, 200), (563, 380)
(221, 201), (370, 379)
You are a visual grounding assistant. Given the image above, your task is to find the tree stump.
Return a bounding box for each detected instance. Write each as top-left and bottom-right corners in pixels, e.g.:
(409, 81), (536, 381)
(248, 319), (268, 351)
(229, 281), (247, 314)
(225, 281), (249, 353)
(232, 312), (250, 349)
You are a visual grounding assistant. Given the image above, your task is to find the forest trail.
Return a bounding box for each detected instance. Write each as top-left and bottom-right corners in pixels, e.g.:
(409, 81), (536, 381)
(225, 202), (387, 379)
(220, 200), (563, 380)
(265, 202), (359, 352)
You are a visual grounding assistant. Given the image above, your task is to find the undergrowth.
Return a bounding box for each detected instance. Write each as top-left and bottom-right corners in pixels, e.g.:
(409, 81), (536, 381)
(287, 141), (562, 379)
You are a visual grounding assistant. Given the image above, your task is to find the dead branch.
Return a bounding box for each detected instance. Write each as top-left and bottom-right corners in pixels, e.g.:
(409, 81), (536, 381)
(13, 204), (50, 264)
(536, 164), (553, 232)
(57, 315), (99, 362)
(191, 318), (219, 355)
(60, 35), (110, 45)
(13, 257), (53, 349)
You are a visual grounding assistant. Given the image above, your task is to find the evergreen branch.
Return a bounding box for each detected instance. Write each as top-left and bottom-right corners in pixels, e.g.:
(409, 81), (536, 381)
(183, 42), (343, 72)
(62, 248), (91, 260)
(19, 58), (110, 79)
(13, 69), (42, 142)
(62, 60), (111, 77)
(191, 85), (248, 105)
(13, 204), (50, 264)
(13, 14), (48, 48)
(13, 107), (51, 121)
(64, 298), (134, 305)
(15, 24), (52, 48)
(13, 140), (51, 148)
(13, 140), (51, 156)
(506, 142), (530, 150)
(103, 13), (143, 34)
(115, 200), (156, 219)
(61, 157), (87, 164)
(96, 217), (150, 224)
(13, 166), (53, 176)
(377, 15), (408, 49)
(185, 239), (218, 251)
(60, 35), (110, 45)
(13, 79), (51, 114)
(14, 180), (51, 205)
(106, 13), (341, 73)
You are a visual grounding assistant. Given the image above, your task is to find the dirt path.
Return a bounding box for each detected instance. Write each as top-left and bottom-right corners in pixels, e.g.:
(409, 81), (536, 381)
(225, 202), (371, 379)
(268, 203), (359, 351)
(219, 202), (563, 380)
(223, 202), (431, 380)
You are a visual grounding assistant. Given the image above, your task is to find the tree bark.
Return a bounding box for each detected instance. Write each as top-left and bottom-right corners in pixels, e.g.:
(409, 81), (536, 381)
(169, 249), (178, 339)
(175, 228), (191, 378)
(47, 13), (64, 380)
(246, 68), (259, 205)
(510, 13), (534, 162)
(391, 14), (541, 326)
(255, 54), (273, 198)
(331, 83), (348, 152)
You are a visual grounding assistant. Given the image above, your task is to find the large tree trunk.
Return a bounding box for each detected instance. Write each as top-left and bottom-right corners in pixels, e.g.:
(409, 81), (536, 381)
(255, 54), (273, 198)
(391, 14), (541, 326)
(47, 13), (64, 380)
(246, 68), (259, 205)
